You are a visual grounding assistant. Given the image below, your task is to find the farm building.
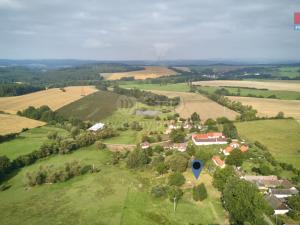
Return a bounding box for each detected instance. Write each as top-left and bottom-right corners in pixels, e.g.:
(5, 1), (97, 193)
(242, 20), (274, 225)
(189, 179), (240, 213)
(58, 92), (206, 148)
(265, 195), (289, 215)
(212, 155), (225, 168)
(88, 123), (105, 132)
(222, 143), (249, 156)
(192, 132), (227, 146)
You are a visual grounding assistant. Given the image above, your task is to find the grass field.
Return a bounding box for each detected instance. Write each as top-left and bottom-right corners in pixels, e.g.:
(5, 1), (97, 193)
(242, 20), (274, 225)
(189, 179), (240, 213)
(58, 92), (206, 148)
(103, 66), (177, 80)
(57, 90), (122, 122)
(198, 85), (300, 100)
(273, 66), (300, 78)
(228, 96), (300, 120)
(0, 86), (97, 114)
(235, 119), (300, 169)
(193, 80), (300, 92)
(0, 126), (69, 159)
(0, 114), (45, 135)
(120, 83), (190, 92)
(0, 145), (228, 225)
(150, 90), (238, 120)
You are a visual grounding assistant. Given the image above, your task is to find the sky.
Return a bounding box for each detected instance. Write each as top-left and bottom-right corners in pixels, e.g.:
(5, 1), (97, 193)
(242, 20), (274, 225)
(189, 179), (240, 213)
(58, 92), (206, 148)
(0, 0), (299, 61)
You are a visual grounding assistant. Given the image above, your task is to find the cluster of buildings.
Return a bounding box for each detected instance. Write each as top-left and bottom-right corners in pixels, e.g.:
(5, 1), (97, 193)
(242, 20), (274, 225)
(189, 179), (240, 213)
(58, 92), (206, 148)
(241, 175), (299, 215)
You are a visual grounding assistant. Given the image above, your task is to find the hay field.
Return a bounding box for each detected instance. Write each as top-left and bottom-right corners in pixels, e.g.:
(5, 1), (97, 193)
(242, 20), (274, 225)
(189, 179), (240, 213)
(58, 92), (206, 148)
(0, 114), (45, 135)
(151, 90), (239, 120)
(0, 86), (97, 114)
(228, 96), (300, 119)
(193, 80), (300, 92)
(103, 66), (177, 80)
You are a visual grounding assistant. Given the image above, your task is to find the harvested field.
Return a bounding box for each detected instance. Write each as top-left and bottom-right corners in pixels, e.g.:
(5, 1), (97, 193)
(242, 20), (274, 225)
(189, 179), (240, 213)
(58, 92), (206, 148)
(0, 114), (45, 135)
(150, 90), (239, 120)
(0, 86), (97, 114)
(193, 80), (300, 92)
(228, 96), (300, 119)
(103, 66), (177, 80)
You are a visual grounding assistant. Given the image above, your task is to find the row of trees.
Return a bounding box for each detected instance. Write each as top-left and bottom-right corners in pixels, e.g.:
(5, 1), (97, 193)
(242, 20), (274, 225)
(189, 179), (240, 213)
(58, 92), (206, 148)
(26, 161), (99, 186)
(0, 83), (43, 97)
(113, 86), (180, 106)
(0, 128), (117, 182)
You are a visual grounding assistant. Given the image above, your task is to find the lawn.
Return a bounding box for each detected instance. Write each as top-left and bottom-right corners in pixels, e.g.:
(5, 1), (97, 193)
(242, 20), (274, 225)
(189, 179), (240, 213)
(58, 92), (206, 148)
(235, 119), (300, 169)
(197, 86), (300, 100)
(0, 145), (228, 225)
(0, 126), (69, 159)
(120, 82), (190, 92)
(57, 90), (122, 122)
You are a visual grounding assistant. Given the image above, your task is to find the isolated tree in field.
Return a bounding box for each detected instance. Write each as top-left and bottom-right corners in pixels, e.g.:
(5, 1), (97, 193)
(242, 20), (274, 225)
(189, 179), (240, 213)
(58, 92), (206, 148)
(191, 112), (200, 123)
(275, 111), (284, 119)
(165, 154), (188, 172)
(167, 186), (183, 202)
(168, 172), (186, 186)
(222, 122), (238, 139)
(193, 183), (208, 201)
(225, 149), (244, 167)
(212, 166), (235, 192)
(223, 177), (272, 225)
(170, 129), (185, 143)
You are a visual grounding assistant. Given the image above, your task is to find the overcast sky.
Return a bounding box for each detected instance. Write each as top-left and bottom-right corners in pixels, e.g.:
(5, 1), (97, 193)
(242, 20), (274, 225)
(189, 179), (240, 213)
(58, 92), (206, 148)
(0, 0), (299, 61)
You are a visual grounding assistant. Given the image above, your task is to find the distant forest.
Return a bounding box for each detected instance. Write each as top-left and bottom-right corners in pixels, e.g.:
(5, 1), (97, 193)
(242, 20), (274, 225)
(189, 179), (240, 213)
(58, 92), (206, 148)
(0, 83), (43, 97)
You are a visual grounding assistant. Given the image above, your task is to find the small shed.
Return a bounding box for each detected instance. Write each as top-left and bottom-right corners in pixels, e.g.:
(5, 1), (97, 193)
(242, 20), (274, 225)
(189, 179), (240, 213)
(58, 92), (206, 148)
(88, 123), (105, 132)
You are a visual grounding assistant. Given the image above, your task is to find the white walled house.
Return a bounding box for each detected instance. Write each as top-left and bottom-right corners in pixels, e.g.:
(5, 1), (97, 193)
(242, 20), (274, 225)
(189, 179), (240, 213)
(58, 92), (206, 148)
(192, 132), (227, 146)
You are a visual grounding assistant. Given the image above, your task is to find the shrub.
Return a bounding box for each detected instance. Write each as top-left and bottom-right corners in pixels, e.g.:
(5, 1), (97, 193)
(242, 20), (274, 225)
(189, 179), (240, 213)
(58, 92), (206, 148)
(165, 154), (188, 172)
(96, 141), (106, 150)
(168, 172), (186, 186)
(151, 185), (167, 198)
(193, 184), (208, 201)
(167, 186), (183, 202)
(156, 162), (169, 175)
(126, 148), (150, 168)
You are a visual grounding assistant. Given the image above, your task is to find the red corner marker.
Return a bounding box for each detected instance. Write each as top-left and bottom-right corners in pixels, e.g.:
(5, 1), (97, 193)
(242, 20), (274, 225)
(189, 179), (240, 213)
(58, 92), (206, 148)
(295, 12), (300, 24)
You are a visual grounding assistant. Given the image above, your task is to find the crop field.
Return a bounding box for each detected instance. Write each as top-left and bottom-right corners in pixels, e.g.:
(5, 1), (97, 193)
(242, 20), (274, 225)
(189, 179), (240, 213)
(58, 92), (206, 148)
(0, 86), (97, 114)
(57, 90), (122, 122)
(228, 96), (300, 120)
(150, 90), (239, 120)
(235, 119), (300, 169)
(197, 85), (300, 100)
(273, 66), (300, 78)
(193, 80), (300, 92)
(0, 126), (68, 159)
(0, 114), (45, 135)
(103, 66), (177, 80)
(0, 145), (228, 225)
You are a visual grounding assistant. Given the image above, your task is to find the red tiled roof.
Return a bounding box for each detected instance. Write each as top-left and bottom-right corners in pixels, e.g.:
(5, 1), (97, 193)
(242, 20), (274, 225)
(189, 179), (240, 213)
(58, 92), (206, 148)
(224, 146), (233, 154)
(192, 132), (224, 140)
(212, 155), (225, 167)
(240, 145), (249, 152)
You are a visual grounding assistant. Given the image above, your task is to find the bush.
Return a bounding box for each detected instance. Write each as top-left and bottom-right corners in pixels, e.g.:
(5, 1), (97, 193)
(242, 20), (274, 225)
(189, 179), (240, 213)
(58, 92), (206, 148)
(151, 185), (167, 198)
(167, 186), (183, 202)
(126, 148), (150, 168)
(96, 141), (106, 150)
(170, 129), (185, 143)
(156, 162), (169, 175)
(168, 172), (186, 186)
(193, 184), (208, 201)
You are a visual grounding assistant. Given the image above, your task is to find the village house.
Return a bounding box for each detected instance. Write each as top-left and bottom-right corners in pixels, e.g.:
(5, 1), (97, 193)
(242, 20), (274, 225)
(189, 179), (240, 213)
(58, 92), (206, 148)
(140, 141), (150, 149)
(192, 132), (227, 146)
(212, 155), (225, 168)
(265, 194), (290, 215)
(269, 188), (299, 199)
(88, 122), (105, 132)
(163, 142), (187, 152)
(241, 175), (294, 191)
(222, 142), (249, 156)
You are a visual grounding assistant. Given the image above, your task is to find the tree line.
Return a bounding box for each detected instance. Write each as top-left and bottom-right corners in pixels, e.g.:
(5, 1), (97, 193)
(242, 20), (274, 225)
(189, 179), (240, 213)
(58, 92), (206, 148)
(0, 83), (43, 97)
(113, 86), (180, 106)
(0, 128), (117, 182)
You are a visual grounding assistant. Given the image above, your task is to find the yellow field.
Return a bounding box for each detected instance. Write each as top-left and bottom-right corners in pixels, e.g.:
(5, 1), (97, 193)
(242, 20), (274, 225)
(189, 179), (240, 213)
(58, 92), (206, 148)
(0, 114), (45, 135)
(193, 80), (300, 92)
(103, 66), (177, 80)
(228, 96), (300, 119)
(0, 86), (97, 114)
(151, 90), (238, 120)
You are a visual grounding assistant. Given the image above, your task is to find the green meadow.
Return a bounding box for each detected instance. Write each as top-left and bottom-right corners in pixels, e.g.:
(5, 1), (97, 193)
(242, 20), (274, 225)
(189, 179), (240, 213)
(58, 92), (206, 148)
(236, 119), (300, 169)
(0, 145), (227, 225)
(0, 126), (68, 159)
(197, 85), (300, 100)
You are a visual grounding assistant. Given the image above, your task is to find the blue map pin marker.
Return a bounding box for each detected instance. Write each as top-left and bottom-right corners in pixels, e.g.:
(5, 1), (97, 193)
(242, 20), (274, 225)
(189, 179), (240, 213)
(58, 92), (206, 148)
(192, 160), (203, 179)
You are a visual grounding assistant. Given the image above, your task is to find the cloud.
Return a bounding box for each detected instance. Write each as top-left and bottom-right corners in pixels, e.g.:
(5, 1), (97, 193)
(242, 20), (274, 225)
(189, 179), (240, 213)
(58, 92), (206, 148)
(0, 0), (299, 60)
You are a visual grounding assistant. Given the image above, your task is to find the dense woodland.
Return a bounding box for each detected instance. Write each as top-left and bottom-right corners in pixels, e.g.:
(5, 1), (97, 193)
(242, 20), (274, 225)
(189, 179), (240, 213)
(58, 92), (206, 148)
(0, 83), (43, 97)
